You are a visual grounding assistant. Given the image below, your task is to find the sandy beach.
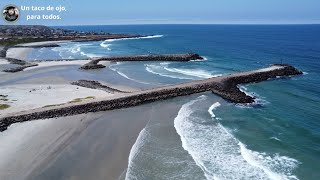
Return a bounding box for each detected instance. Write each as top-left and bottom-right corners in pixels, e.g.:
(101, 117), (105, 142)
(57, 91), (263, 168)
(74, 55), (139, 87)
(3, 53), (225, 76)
(0, 101), (156, 180)
(0, 41), (152, 180)
(1, 44), (119, 117)
(0, 93), (207, 180)
(0, 84), (113, 116)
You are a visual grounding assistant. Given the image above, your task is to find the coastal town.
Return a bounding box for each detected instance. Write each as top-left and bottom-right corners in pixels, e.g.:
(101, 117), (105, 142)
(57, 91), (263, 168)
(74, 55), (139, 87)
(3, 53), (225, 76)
(0, 25), (142, 46)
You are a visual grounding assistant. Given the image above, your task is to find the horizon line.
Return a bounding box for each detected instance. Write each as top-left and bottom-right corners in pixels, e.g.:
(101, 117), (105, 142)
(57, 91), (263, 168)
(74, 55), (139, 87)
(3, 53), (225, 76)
(2, 23), (320, 27)
(52, 23), (320, 26)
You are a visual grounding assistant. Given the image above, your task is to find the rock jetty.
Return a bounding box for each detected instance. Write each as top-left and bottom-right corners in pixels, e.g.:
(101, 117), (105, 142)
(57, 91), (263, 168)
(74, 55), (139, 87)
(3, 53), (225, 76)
(2, 58), (38, 73)
(80, 53), (203, 69)
(13, 44), (60, 48)
(71, 80), (128, 93)
(0, 64), (302, 132)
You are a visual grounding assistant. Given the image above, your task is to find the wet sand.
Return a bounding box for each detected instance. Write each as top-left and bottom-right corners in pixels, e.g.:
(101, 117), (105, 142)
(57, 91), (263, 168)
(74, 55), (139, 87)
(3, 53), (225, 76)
(0, 103), (158, 180)
(0, 40), (155, 180)
(0, 45), (153, 179)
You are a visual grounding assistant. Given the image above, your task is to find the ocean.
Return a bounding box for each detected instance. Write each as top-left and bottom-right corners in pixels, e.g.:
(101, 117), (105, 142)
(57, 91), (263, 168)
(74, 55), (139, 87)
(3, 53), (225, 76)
(28, 25), (320, 180)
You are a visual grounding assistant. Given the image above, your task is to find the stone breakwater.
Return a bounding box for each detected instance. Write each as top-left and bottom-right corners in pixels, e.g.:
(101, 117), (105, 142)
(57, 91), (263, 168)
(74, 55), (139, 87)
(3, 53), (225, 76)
(211, 64), (303, 103)
(1, 53), (202, 72)
(0, 65), (302, 132)
(13, 44), (60, 48)
(71, 80), (128, 93)
(2, 58), (38, 73)
(80, 54), (203, 69)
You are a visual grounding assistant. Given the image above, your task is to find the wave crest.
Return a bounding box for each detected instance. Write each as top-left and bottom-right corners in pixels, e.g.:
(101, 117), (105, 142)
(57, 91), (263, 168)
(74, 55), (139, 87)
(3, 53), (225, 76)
(174, 96), (299, 180)
(145, 63), (221, 80)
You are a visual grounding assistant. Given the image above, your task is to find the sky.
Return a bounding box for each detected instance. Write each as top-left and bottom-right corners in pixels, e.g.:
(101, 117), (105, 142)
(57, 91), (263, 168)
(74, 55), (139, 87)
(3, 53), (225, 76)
(1, 0), (320, 25)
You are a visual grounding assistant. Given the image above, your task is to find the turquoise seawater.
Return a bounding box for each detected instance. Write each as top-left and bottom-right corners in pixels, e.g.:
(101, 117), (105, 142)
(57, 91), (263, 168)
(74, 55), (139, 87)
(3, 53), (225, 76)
(28, 25), (320, 179)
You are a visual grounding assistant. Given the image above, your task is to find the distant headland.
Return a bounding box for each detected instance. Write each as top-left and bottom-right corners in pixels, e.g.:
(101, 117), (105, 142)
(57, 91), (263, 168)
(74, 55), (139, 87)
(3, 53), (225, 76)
(0, 25), (144, 46)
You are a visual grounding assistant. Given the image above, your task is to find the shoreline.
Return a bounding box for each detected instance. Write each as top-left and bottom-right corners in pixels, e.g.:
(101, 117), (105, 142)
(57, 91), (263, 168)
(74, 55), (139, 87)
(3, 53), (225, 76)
(0, 102), (162, 180)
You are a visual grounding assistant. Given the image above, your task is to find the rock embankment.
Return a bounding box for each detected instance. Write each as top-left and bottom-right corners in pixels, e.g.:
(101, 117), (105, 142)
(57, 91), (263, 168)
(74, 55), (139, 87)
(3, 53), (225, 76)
(80, 53), (203, 70)
(0, 65), (302, 132)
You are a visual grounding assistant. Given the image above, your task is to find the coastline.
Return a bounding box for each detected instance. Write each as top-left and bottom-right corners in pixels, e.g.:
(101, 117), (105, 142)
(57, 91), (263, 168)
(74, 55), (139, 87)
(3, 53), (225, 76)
(0, 103), (153, 180)
(0, 25), (314, 180)
(0, 40), (144, 179)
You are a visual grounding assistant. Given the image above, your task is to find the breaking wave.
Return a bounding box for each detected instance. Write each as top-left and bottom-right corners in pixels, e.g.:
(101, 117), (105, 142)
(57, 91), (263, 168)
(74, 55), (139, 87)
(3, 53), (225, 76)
(236, 85), (269, 108)
(125, 128), (150, 179)
(52, 43), (93, 59)
(100, 35), (164, 51)
(145, 63), (221, 80)
(174, 95), (299, 180)
(109, 63), (151, 85)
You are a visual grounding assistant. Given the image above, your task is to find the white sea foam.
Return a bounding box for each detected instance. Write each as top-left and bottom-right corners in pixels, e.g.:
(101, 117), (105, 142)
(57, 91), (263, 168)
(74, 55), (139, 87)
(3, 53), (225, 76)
(145, 64), (191, 80)
(236, 85), (269, 108)
(164, 67), (221, 79)
(52, 43), (92, 59)
(100, 41), (112, 50)
(80, 51), (103, 58)
(174, 95), (299, 180)
(125, 128), (150, 180)
(103, 35), (163, 43)
(109, 64), (151, 85)
(140, 35), (164, 39)
(100, 35), (163, 51)
(270, 137), (282, 142)
(208, 102), (221, 118)
(191, 56), (208, 62)
(145, 63), (221, 80)
(239, 143), (299, 180)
